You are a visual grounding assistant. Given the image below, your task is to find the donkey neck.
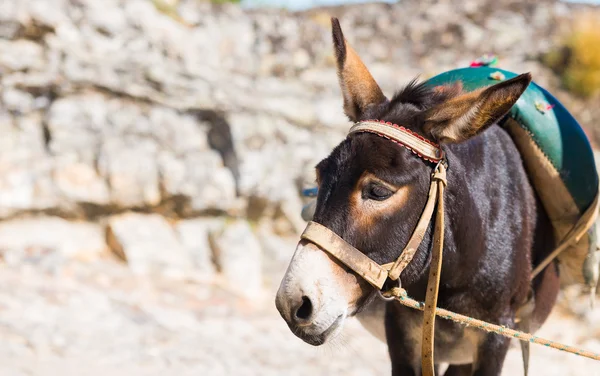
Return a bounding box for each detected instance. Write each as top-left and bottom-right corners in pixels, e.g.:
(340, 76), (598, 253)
(400, 123), (523, 298)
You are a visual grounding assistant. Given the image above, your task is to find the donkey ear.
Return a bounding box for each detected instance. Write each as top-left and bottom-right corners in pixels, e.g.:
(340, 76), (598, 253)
(332, 18), (386, 122)
(423, 73), (532, 143)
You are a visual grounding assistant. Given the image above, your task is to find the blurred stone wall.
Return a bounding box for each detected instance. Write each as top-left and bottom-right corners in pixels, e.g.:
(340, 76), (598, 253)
(0, 0), (598, 298)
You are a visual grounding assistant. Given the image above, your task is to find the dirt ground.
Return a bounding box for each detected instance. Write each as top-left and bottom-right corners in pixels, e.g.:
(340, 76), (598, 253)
(0, 254), (598, 376)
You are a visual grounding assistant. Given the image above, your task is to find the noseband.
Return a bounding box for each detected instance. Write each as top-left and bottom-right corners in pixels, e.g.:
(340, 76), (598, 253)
(300, 119), (447, 376)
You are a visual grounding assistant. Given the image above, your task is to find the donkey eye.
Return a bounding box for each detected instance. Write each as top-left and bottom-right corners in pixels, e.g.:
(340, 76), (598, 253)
(364, 184), (393, 201)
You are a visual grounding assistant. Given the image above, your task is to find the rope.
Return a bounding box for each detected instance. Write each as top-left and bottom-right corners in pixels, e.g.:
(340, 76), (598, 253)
(382, 287), (600, 362)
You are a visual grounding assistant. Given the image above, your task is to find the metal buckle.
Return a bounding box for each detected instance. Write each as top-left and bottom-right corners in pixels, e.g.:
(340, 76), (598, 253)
(377, 278), (402, 301)
(433, 157), (448, 173)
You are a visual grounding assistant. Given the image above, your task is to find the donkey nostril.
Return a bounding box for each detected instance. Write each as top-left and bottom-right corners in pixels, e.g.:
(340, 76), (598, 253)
(295, 296), (313, 321)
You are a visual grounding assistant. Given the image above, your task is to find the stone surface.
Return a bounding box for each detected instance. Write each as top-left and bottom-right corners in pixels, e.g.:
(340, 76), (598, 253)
(107, 213), (192, 277)
(99, 138), (161, 208)
(158, 151), (237, 214)
(0, 217), (106, 260)
(211, 220), (263, 299)
(0, 39), (45, 72)
(53, 161), (110, 206)
(0, 249), (596, 375)
(175, 217), (224, 281)
(0, 0), (599, 220)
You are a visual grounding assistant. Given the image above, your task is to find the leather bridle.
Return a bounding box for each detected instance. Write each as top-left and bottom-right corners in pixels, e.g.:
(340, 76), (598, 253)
(299, 120), (447, 376)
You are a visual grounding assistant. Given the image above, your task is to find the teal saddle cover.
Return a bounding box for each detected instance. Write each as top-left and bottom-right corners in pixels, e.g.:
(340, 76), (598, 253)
(426, 67), (598, 214)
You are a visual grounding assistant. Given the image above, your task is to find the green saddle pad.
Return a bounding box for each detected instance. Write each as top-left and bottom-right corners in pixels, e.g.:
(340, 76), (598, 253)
(426, 67), (598, 213)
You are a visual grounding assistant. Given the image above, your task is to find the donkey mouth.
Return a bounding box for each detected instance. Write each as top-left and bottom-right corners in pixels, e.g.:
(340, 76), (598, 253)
(294, 314), (345, 346)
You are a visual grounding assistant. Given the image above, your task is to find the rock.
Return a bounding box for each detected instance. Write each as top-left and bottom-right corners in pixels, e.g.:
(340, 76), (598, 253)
(2, 89), (36, 114)
(211, 220), (263, 299)
(148, 108), (209, 154)
(314, 97), (348, 129)
(272, 191), (306, 236)
(227, 112), (320, 201)
(256, 224), (299, 286)
(257, 95), (317, 128)
(0, 40), (45, 72)
(84, 1), (129, 36)
(292, 49), (311, 70)
(0, 17), (21, 40)
(53, 160), (110, 206)
(0, 158), (60, 218)
(0, 217), (107, 260)
(158, 150), (237, 213)
(461, 21), (486, 50)
(0, 110), (46, 161)
(175, 218), (224, 281)
(98, 138), (161, 208)
(0, 111), (58, 217)
(0, 0), (594, 227)
(46, 95), (109, 164)
(485, 12), (530, 52)
(106, 213), (192, 277)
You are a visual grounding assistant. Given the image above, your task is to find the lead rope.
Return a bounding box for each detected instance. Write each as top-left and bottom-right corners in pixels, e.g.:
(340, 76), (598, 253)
(381, 287), (600, 362)
(421, 163), (446, 376)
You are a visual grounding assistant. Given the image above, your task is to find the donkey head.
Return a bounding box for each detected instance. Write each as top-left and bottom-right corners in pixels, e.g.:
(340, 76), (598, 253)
(275, 18), (531, 346)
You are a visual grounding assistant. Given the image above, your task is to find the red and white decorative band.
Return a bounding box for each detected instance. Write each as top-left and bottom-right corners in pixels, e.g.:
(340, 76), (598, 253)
(348, 120), (444, 163)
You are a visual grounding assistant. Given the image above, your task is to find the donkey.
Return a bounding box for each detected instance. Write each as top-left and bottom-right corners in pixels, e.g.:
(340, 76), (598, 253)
(275, 19), (560, 376)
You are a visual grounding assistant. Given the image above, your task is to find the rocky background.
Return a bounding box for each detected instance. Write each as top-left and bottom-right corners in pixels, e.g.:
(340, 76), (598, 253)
(0, 0), (599, 375)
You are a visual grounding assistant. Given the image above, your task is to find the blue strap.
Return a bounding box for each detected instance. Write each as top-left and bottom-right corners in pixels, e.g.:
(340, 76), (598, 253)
(302, 187), (318, 197)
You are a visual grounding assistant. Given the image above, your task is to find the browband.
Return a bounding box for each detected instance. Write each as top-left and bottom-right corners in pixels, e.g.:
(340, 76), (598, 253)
(349, 120), (444, 163)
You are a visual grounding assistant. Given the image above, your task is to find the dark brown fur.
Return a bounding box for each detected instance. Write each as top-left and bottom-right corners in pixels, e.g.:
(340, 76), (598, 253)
(311, 19), (560, 375)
